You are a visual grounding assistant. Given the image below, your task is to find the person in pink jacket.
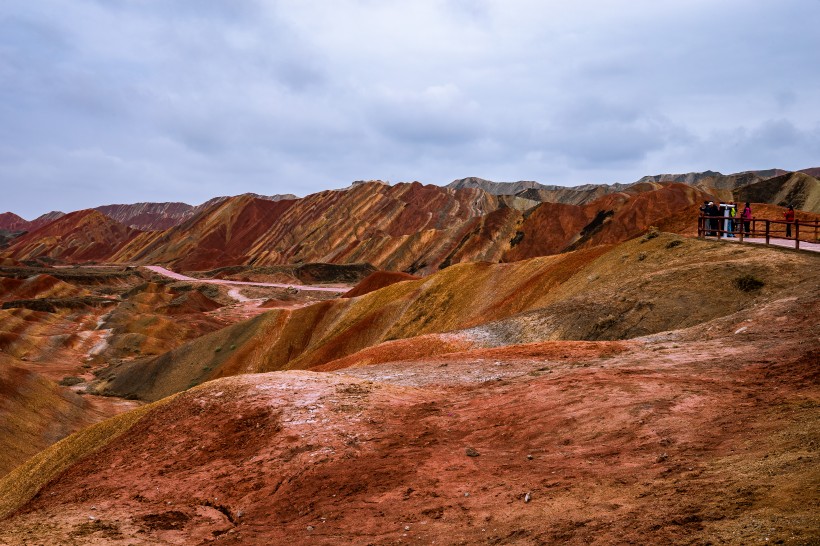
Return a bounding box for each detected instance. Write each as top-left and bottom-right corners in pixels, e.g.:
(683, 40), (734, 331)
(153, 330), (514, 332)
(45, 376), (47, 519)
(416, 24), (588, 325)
(741, 202), (752, 236)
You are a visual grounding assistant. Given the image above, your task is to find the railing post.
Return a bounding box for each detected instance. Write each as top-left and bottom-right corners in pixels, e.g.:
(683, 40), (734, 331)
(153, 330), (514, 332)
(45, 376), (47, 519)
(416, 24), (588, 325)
(765, 220), (770, 245)
(795, 220), (800, 250)
(815, 219), (818, 243)
(739, 219), (744, 242)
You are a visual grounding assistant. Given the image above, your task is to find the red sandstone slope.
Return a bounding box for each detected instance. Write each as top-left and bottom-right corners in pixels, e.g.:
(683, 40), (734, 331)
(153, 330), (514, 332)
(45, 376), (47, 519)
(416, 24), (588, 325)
(0, 213), (29, 232)
(111, 195), (297, 270)
(0, 284), (816, 544)
(109, 181), (716, 274)
(112, 182), (506, 273)
(342, 270), (420, 298)
(504, 183), (709, 261)
(2, 210), (142, 264)
(0, 274), (91, 302)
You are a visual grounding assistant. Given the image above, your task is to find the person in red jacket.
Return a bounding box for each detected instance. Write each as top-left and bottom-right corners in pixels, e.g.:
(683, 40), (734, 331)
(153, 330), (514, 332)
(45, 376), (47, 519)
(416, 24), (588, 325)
(784, 205), (795, 238)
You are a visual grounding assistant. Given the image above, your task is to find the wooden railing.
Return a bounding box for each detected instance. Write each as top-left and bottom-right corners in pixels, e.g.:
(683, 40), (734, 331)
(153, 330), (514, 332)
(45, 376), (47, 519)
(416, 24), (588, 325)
(698, 215), (820, 250)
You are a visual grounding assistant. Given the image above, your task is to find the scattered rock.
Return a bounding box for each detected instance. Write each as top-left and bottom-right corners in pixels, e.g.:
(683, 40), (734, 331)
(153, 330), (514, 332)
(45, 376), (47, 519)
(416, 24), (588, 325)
(465, 447), (480, 457)
(656, 453), (669, 463)
(306, 525), (314, 532)
(524, 492), (532, 503)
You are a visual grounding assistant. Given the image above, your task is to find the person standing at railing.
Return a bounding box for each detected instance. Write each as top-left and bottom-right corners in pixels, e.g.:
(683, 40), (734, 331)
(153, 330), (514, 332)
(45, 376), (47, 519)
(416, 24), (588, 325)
(699, 201), (711, 235)
(784, 205), (795, 238)
(741, 202), (752, 236)
(721, 202), (735, 238)
(729, 202), (737, 237)
(708, 202), (721, 236)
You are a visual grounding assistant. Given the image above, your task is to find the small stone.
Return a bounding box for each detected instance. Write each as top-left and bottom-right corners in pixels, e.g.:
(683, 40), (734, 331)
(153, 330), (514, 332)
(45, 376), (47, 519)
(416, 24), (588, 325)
(465, 447), (480, 457)
(464, 492), (470, 497)
(655, 453), (668, 463)
(524, 492), (532, 503)
(88, 516), (96, 521)
(526, 454), (534, 460)
(306, 525), (314, 531)
(404, 525), (411, 531)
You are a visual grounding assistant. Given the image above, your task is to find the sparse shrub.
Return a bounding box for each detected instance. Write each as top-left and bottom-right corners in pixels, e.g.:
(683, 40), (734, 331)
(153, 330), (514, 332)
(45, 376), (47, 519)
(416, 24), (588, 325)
(59, 376), (83, 387)
(198, 285), (220, 299)
(230, 344), (236, 350)
(214, 346), (222, 352)
(637, 252), (647, 261)
(510, 231), (525, 247)
(665, 239), (683, 249)
(640, 226), (660, 243)
(734, 274), (764, 292)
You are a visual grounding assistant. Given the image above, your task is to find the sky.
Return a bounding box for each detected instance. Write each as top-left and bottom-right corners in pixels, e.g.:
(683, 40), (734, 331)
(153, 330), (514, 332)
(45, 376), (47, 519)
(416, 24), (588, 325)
(1, 0), (819, 219)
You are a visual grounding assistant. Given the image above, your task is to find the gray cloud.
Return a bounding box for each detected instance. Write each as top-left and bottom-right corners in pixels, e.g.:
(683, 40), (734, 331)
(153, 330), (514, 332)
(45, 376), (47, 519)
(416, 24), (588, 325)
(1, 0), (818, 218)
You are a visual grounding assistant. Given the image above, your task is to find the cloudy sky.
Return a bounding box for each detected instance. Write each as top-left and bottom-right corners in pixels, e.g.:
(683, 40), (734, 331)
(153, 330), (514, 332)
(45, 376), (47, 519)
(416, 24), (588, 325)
(2, 0), (818, 218)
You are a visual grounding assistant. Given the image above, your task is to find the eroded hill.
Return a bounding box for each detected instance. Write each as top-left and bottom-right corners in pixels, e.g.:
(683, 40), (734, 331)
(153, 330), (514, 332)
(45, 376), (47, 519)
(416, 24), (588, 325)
(90, 234), (819, 404)
(0, 235), (817, 545)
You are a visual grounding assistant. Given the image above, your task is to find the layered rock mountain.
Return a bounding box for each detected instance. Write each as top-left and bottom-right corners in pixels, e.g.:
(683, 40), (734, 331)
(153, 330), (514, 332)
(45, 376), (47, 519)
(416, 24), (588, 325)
(3, 210), (142, 264)
(95, 193), (297, 231)
(0, 211), (67, 233)
(28, 211), (66, 231)
(3, 170), (818, 271)
(95, 202), (197, 231)
(734, 171), (820, 213)
(0, 213), (29, 232)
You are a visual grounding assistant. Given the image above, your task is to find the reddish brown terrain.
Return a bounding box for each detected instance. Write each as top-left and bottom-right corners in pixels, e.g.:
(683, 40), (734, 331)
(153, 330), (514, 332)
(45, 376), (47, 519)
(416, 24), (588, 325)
(0, 233), (816, 545)
(342, 271), (421, 298)
(0, 214), (30, 232)
(0, 235), (820, 544)
(3, 210), (143, 264)
(0, 173), (818, 545)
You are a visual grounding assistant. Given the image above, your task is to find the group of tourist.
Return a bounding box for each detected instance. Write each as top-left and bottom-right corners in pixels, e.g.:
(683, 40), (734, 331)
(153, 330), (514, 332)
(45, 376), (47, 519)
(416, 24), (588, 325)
(700, 201), (752, 237)
(700, 201), (796, 238)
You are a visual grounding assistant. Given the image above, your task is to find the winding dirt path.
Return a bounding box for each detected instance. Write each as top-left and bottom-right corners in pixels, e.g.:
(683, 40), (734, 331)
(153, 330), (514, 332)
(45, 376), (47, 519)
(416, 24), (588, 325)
(143, 266), (350, 293)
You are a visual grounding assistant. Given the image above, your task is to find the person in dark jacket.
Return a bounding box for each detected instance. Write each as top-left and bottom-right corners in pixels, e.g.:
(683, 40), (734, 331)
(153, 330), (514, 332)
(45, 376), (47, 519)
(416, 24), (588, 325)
(784, 205), (795, 238)
(699, 201), (711, 235)
(708, 202), (721, 236)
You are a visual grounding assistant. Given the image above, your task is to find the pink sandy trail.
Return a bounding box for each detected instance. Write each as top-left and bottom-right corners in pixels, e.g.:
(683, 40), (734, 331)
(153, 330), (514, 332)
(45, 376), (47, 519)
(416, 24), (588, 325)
(143, 266), (350, 293)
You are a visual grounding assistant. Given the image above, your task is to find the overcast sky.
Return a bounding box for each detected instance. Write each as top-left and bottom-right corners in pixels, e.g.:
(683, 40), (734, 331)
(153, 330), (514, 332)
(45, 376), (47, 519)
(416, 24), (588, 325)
(2, 0), (818, 218)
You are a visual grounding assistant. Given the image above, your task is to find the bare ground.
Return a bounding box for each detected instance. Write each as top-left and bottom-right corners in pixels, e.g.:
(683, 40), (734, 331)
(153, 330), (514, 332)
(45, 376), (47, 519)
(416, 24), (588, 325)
(0, 290), (816, 545)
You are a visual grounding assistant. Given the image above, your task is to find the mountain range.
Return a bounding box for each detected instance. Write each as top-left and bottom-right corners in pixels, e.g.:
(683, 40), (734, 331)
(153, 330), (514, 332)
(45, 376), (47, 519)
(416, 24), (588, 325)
(2, 169), (819, 271)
